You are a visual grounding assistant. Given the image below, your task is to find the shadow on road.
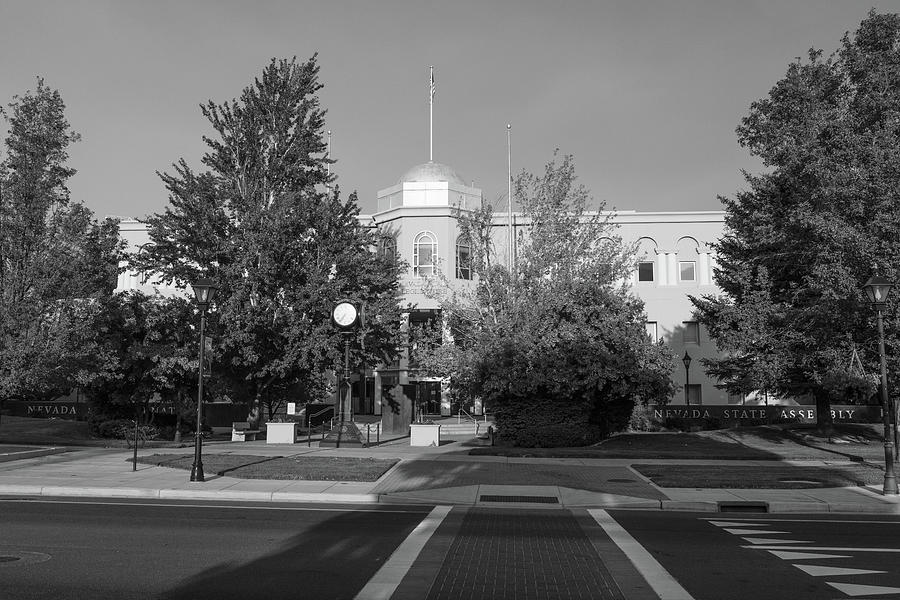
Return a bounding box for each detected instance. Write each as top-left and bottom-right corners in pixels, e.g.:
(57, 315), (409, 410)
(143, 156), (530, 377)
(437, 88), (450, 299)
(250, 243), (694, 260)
(159, 508), (426, 600)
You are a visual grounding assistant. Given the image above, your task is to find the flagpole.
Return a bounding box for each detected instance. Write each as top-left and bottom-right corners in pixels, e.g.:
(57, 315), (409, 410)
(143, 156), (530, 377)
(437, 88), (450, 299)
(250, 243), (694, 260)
(429, 66), (434, 162)
(507, 123), (513, 272)
(327, 130), (332, 177)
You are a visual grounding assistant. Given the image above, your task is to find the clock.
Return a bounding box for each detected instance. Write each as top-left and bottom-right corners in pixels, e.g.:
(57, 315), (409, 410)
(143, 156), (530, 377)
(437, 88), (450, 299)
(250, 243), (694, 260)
(332, 301), (358, 328)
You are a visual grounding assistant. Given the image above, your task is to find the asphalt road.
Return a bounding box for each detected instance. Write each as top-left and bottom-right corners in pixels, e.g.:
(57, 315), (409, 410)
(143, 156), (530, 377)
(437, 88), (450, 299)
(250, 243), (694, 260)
(0, 498), (432, 600)
(4, 498), (900, 600)
(608, 510), (900, 600)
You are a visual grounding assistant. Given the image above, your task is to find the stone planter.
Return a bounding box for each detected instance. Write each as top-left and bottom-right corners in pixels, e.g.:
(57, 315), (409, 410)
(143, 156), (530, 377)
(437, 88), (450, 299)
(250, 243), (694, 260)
(410, 423), (441, 447)
(265, 422), (297, 444)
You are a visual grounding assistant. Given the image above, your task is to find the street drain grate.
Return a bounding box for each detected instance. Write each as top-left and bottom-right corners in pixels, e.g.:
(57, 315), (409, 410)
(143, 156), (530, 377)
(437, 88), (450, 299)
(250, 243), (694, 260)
(777, 478), (824, 486)
(718, 502), (768, 513)
(479, 495), (559, 504)
(0, 557), (21, 563)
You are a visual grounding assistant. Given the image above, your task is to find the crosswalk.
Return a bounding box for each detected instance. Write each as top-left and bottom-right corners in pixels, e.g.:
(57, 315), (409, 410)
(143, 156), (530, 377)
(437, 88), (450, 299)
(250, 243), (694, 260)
(706, 519), (900, 598)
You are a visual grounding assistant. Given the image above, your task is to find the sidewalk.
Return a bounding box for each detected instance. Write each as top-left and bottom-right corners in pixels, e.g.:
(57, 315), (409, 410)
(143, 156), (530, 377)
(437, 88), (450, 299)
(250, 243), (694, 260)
(1, 439), (899, 514)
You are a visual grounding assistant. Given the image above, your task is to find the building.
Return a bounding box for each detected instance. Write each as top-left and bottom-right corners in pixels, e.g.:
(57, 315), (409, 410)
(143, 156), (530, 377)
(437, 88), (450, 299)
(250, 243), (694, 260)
(115, 159), (729, 432)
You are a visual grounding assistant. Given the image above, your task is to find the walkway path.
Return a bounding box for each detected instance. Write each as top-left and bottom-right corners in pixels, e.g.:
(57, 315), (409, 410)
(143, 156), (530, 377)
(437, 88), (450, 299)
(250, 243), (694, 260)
(0, 439), (898, 513)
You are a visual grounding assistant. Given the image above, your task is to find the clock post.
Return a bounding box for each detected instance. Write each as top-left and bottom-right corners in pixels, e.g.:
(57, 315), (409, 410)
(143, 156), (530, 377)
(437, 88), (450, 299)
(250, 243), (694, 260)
(321, 300), (368, 448)
(340, 332), (352, 422)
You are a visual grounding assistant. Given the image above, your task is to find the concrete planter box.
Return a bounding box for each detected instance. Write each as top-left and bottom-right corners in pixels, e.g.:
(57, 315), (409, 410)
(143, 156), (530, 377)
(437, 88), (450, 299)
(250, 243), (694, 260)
(265, 422), (297, 444)
(410, 423), (441, 447)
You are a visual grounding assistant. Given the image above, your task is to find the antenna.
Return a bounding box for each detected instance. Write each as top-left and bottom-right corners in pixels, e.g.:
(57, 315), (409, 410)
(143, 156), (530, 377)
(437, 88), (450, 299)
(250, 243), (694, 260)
(507, 123), (513, 273)
(327, 130), (332, 177)
(429, 66), (435, 162)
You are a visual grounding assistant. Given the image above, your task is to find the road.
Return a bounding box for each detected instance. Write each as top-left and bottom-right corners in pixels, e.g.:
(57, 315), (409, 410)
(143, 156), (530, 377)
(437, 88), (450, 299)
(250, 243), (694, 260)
(609, 510), (900, 600)
(2, 498), (900, 599)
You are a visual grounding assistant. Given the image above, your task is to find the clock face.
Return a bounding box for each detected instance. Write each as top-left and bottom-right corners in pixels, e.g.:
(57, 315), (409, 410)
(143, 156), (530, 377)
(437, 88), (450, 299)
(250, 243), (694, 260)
(332, 302), (358, 327)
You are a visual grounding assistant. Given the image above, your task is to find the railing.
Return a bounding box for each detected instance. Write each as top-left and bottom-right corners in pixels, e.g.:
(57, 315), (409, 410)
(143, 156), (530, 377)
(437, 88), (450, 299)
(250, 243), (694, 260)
(363, 422), (381, 447)
(306, 415), (335, 447)
(457, 408), (480, 435)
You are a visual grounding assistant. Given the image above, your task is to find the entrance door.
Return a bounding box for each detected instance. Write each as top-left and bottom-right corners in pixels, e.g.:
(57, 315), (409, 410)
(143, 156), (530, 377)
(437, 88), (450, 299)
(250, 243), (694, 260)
(416, 381), (442, 416)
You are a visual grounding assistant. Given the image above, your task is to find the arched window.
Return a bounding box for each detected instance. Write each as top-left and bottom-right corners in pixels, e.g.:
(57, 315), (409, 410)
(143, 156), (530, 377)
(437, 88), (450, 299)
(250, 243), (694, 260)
(635, 237), (658, 283)
(413, 231), (437, 277)
(455, 235), (471, 280)
(380, 236), (397, 264)
(675, 236), (700, 283)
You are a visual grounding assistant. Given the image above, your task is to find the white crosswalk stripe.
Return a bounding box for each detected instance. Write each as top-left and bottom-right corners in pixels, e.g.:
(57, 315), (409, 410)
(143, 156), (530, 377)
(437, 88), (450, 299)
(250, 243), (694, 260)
(723, 528), (788, 535)
(827, 582), (900, 597)
(704, 518), (900, 596)
(794, 565), (885, 577)
(742, 537), (813, 545)
(768, 551), (850, 560)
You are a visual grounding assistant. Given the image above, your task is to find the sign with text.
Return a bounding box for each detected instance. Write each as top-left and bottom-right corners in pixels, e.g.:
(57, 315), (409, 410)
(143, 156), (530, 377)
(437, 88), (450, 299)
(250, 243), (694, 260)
(6, 401), (85, 419)
(652, 404), (881, 425)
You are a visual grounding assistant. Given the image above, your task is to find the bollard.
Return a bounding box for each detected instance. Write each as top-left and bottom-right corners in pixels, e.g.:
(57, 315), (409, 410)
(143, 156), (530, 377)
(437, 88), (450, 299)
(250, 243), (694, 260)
(367, 424), (370, 447)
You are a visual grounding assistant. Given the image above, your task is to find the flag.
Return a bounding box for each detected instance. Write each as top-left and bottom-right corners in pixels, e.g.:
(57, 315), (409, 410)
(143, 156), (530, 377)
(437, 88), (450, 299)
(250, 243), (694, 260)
(429, 68), (435, 103)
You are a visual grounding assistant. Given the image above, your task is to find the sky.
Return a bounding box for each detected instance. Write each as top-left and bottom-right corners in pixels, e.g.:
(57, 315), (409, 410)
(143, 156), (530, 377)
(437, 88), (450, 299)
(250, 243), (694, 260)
(1, 1), (897, 219)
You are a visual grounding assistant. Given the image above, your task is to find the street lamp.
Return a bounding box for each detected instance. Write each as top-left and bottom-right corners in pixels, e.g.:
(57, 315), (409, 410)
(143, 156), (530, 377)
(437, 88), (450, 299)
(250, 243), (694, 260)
(190, 278), (218, 483)
(863, 275), (898, 495)
(682, 351), (692, 406)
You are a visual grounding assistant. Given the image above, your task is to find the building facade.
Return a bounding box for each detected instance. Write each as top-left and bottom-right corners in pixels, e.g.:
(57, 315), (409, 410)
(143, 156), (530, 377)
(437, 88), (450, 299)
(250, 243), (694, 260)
(115, 160), (730, 430)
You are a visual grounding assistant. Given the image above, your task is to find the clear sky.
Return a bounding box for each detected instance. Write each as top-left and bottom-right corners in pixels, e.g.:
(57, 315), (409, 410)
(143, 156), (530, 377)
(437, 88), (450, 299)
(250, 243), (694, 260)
(1, 1), (896, 219)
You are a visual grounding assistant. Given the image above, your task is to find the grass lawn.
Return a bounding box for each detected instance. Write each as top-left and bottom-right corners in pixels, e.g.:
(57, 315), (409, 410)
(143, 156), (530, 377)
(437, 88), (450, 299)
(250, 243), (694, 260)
(0, 445), (44, 453)
(0, 416), (94, 444)
(632, 463), (885, 489)
(136, 454), (399, 481)
(470, 424), (886, 462)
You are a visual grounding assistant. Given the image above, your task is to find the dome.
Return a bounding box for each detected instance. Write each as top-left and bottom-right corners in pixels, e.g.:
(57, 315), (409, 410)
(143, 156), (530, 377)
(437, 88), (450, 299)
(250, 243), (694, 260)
(399, 161), (467, 186)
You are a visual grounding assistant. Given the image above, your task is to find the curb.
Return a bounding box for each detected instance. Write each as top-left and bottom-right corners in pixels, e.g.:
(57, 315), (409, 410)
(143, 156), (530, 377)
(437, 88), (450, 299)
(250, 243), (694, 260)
(0, 484), (381, 504)
(0, 447), (68, 463)
(2, 484), (900, 514)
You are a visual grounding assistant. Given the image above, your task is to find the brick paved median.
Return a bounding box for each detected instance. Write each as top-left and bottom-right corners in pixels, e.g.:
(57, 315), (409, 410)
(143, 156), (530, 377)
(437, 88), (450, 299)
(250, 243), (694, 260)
(397, 508), (626, 600)
(373, 460), (666, 500)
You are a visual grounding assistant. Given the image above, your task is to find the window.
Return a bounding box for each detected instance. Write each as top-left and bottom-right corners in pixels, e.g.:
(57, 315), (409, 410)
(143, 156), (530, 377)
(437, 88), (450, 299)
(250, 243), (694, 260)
(413, 231), (437, 277)
(683, 321), (700, 344)
(380, 237), (396, 263)
(679, 261), (696, 282)
(455, 235), (471, 280)
(638, 261), (654, 282)
(686, 384), (702, 405)
(645, 321), (658, 343)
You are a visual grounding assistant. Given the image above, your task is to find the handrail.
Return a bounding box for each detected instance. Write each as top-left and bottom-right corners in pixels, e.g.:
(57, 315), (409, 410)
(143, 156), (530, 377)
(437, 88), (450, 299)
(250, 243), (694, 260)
(457, 408), (477, 425)
(309, 406), (333, 419)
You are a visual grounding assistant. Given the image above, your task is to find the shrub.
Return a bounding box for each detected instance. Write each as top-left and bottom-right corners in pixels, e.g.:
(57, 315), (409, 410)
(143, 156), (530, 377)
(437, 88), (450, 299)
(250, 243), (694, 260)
(493, 399), (604, 447)
(628, 402), (657, 432)
(95, 418), (133, 439)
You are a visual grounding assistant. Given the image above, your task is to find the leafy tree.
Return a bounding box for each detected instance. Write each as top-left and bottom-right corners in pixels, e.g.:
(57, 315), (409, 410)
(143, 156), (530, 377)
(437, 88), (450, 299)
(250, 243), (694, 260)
(691, 10), (900, 428)
(87, 292), (199, 440)
(135, 57), (403, 425)
(424, 154), (675, 446)
(0, 79), (122, 407)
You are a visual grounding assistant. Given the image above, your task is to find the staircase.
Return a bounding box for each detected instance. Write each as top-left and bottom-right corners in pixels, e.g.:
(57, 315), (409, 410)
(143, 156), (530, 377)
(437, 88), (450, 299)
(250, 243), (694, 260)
(432, 415), (494, 437)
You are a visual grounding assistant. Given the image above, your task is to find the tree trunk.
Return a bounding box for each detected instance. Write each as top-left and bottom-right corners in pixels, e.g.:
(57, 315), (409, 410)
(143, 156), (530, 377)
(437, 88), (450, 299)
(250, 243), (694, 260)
(174, 411), (182, 444)
(248, 392), (262, 430)
(814, 392), (834, 434)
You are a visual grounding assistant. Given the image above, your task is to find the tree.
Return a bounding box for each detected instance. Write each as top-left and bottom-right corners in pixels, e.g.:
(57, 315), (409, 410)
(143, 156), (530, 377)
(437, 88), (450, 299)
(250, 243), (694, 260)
(0, 79), (123, 406)
(86, 292), (199, 440)
(423, 154), (675, 446)
(691, 10), (900, 428)
(135, 57), (403, 425)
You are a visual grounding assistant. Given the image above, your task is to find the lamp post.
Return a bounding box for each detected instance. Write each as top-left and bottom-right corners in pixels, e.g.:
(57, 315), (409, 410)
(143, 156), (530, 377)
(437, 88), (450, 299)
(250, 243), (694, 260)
(682, 351), (692, 406)
(190, 278), (218, 483)
(863, 275), (898, 495)
(332, 300), (359, 423)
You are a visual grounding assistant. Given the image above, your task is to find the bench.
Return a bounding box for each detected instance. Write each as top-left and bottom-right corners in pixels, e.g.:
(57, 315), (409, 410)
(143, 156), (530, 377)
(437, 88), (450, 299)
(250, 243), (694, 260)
(231, 421), (261, 442)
